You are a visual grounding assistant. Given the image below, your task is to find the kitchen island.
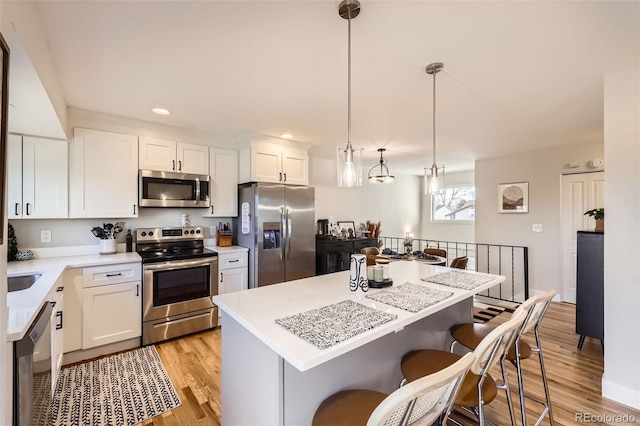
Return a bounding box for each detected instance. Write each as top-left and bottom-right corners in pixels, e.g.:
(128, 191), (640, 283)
(213, 260), (504, 425)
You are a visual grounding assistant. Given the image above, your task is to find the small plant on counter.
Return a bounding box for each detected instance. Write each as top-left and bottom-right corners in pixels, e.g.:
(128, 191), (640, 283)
(583, 208), (604, 220)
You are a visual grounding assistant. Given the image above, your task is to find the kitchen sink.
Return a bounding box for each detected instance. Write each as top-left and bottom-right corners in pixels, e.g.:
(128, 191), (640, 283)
(8, 274), (42, 292)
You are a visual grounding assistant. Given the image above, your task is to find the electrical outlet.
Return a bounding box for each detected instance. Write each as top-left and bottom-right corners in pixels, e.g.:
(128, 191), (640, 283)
(41, 230), (52, 243)
(532, 224), (542, 233)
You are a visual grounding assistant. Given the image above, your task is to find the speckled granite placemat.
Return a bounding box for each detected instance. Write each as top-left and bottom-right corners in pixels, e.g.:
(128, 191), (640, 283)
(274, 300), (397, 350)
(365, 283), (453, 313)
(421, 270), (495, 290)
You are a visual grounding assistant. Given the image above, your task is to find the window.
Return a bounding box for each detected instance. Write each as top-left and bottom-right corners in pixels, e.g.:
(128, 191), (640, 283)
(431, 186), (475, 222)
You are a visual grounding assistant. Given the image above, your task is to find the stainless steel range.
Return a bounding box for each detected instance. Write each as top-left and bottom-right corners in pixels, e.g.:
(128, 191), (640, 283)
(136, 226), (218, 345)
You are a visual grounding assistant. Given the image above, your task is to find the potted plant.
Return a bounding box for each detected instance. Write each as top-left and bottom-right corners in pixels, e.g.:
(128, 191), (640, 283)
(584, 208), (604, 232)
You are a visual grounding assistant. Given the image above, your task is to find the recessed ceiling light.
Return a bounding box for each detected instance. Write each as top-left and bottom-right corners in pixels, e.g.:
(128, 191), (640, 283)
(152, 107), (171, 115)
(280, 133), (293, 139)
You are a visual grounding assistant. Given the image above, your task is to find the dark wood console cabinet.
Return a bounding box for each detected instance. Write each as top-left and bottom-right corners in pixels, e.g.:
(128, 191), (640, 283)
(316, 238), (378, 275)
(576, 230), (604, 350)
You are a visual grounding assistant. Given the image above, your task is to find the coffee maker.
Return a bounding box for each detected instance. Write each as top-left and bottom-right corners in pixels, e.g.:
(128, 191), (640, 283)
(317, 219), (329, 238)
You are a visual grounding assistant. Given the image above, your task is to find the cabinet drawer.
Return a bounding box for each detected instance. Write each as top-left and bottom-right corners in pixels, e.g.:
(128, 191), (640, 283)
(353, 239), (377, 250)
(83, 263), (142, 287)
(218, 252), (247, 270)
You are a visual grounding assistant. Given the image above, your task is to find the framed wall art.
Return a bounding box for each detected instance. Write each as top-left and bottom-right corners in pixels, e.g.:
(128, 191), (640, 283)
(337, 221), (356, 239)
(498, 182), (528, 213)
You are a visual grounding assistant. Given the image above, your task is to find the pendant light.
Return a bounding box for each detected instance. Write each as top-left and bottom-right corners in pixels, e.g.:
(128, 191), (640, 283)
(337, 0), (363, 187)
(424, 62), (445, 195)
(368, 148), (395, 184)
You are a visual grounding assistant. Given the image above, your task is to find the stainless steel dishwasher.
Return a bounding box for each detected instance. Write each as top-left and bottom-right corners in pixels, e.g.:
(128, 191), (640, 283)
(13, 300), (53, 426)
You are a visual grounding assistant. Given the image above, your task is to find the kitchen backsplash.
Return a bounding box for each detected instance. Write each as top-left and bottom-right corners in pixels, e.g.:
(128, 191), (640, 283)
(9, 208), (234, 249)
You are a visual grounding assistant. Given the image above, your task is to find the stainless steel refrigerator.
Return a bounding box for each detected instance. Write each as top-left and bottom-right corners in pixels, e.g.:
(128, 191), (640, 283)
(236, 182), (316, 288)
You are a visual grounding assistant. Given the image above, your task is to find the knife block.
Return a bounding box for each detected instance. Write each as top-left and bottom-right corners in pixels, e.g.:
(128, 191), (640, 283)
(217, 230), (233, 247)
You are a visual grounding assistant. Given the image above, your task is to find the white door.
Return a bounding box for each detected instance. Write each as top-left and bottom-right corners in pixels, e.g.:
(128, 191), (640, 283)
(252, 144), (282, 183)
(139, 137), (176, 172)
(82, 281), (141, 349)
(205, 148), (238, 217)
(282, 150), (309, 185)
(177, 142), (209, 175)
(22, 137), (68, 218)
(561, 172), (604, 303)
(220, 267), (247, 294)
(7, 134), (23, 218)
(70, 128), (139, 218)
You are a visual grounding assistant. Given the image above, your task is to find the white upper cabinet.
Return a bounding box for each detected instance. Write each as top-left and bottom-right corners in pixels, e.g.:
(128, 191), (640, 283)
(203, 148), (238, 217)
(139, 137), (209, 175)
(239, 141), (309, 185)
(70, 127), (139, 218)
(8, 134), (68, 219)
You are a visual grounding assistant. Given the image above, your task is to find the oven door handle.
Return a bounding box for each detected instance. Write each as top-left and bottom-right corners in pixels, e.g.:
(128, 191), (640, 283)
(143, 258), (216, 271)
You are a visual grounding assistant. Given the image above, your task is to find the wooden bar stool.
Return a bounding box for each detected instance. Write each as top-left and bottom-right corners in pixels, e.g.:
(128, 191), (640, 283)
(361, 247), (379, 266)
(401, 310), (527, 426)
(450, 290), (557, 426)
(312, 353), (475, 426)
(449, 256), (468, 269)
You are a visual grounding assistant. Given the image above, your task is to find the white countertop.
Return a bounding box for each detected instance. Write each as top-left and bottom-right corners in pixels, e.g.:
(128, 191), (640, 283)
(213, 261), (504, 371)
(6, 252), (141, 342)
(207, 245), (249, 254)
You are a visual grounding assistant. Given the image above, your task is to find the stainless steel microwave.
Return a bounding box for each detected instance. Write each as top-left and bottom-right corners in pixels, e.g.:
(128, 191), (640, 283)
(139, 169), (210, 208)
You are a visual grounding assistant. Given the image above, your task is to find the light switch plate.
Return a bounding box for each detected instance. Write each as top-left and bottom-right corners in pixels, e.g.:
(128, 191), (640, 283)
(532, 224), (542, 233)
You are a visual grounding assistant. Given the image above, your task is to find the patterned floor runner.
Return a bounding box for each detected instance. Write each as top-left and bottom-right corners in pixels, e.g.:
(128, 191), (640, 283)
(49, 346), (181, 426)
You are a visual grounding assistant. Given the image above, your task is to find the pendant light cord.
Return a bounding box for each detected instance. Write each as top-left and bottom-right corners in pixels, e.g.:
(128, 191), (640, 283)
(432, 67), (437, 167)
(347, 8), (352, 149)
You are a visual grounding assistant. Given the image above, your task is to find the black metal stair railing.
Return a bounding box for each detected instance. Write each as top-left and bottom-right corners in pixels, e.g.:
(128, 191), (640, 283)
(379, 236), (529, 303)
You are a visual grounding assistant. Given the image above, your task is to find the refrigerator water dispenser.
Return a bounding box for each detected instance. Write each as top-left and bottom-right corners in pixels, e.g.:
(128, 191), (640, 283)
(263, 222), (281, 250)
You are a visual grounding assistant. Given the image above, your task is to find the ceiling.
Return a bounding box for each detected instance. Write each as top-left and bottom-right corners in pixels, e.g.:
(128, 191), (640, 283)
(17, 1), (640, 174)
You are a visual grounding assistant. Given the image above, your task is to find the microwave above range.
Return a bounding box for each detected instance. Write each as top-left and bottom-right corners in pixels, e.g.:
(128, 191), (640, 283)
(139, 169), (210, 208)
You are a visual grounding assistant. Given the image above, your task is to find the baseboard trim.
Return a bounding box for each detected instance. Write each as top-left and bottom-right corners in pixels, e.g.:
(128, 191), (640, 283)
(602, 375), (640, 410)
(62, 337), (140, 366)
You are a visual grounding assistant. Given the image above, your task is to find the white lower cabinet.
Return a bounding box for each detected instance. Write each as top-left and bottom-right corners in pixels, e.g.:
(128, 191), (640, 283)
(61, 263), (142, 353)
(219, 267), (247, 294)
(218, 251), (248, 297)
(52, 286), (64, 389)
(82, 281), (141, 349)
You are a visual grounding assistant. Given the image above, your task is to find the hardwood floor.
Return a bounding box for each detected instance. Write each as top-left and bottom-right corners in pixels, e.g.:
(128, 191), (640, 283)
(141, 303), (640, 425)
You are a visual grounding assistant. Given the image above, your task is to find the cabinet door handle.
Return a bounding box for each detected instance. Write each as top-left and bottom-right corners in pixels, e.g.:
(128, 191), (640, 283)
(136, 284), (139, 297)
(56, 311), (63, 330)
(172, 160), (176, 171)
(57, 286), (64, 292)
(15, 203), (20, 216)
(279, 172), (282, 182)
(283, 173), (287, 182)
(220, 272), (224, 282)
(26, 203), (31, 215)
(211, 206), (214, 214)
(50, 301), (56, 308)
(178, 160), (182, 172)
(133, 204), (137, 215)
(106, 273), (122, 277)
(229, 259), (239, 263)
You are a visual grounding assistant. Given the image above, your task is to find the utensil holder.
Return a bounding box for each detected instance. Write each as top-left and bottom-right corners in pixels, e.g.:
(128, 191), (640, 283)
(349, 254), (368, 292)
(99, 239), (117, 255)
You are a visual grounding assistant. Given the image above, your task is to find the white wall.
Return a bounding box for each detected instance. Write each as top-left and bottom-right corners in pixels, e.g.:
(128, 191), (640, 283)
(602, 67), (640, 409)
(3, 1), (67, 137)
(309, 157), (421, 239)
(420, 170), (475, 243)
(475, 141), (604, 295)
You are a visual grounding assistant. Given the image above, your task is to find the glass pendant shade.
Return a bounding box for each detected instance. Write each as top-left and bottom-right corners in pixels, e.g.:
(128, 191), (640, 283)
(424, 163), (445, 195)
(337, 143), (363, 187)
(368, 148), (395, 184)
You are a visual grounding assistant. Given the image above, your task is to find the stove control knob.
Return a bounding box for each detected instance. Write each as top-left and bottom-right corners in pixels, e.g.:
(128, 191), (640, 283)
(190, 230), (195, 234)
(195, 229), (201, 234)
(148, 231), (154, 237)
(184, 230), (189, 235)
(141, 232), (147, 237)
